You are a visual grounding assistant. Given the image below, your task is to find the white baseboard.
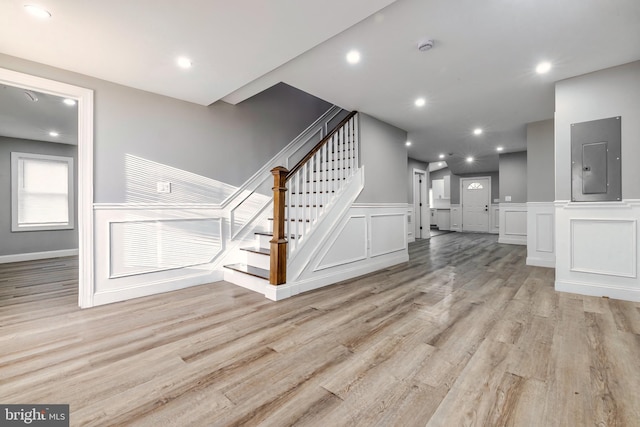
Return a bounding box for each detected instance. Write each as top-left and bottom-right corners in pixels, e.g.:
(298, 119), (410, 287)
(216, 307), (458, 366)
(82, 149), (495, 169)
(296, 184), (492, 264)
(224, 268), (268, 295)
(526, 256), (555, 268)
(265, 251), (408, 301)
(556, 280), (640, 303)
(498, 235), (527, 245)
(0, 249), (79, 264)
(93, 271), (223, 306)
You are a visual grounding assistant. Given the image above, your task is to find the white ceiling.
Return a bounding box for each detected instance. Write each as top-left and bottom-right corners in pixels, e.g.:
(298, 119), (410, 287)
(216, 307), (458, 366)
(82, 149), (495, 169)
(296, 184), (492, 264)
(1, 0), (639, 173)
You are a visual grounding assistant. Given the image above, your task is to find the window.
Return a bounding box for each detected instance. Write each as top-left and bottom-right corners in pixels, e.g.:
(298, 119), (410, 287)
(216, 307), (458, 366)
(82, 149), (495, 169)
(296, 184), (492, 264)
(11, 152), (74, 231)
(467, 182), (484, 190)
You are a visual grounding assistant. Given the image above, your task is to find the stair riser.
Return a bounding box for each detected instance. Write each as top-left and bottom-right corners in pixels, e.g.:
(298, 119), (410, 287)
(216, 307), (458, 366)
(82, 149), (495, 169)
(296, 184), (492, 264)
(224, 269), (268, 294)
(257, 234), (272, 249)
(246, 251), (270, 270)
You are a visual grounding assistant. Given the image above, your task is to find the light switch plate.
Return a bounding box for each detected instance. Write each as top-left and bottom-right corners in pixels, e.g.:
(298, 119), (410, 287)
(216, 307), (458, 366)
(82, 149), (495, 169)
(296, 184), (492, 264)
(505, 196), (511, 202)
(156, 182), (171, 193)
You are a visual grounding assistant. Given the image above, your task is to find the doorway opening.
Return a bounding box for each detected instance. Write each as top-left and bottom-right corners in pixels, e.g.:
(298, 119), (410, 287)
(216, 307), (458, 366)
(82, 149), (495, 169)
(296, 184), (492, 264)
(413, 168), (429, 239)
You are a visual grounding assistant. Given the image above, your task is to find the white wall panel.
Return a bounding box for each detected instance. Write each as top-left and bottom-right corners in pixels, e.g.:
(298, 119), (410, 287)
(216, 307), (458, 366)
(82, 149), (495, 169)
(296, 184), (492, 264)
(499, 204), (527, 245)
(570, 219), (636, 278)
(450, 204), (461, 232)
(526, 202), (555, 267)
(370, 213), (406, 257)
(536, 214), (554, 253)
(316, 215), (367, 270)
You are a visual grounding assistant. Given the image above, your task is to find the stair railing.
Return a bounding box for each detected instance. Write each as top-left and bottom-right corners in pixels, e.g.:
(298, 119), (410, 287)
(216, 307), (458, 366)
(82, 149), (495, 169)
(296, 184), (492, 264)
(270, 111), (359, 285)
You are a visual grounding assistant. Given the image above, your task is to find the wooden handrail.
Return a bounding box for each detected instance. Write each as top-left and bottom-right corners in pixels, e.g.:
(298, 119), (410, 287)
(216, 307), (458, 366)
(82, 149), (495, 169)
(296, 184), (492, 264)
(285, 111), (357, 181)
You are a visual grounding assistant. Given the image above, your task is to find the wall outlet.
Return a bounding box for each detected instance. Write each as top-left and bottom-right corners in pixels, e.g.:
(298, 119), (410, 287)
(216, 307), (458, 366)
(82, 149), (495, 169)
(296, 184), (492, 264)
(156, 181), (171, 193)
(493, 198), (499, 203)
(505, 195), (511, 202)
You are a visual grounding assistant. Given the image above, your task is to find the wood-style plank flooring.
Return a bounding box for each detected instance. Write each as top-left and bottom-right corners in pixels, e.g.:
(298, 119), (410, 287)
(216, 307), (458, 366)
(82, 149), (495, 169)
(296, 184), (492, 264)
(1, 233), (639, 426)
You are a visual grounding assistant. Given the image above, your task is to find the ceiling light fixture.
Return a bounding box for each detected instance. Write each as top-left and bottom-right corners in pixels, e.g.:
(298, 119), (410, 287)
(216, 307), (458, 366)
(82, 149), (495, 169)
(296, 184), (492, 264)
(417, 39), (434, 52)
(497, 146), (504, 152)
(49, 131), (59, 137)
(466, 156), (474, 163)
(405, 141), (411, 147)
(346, 50), (361, 64)
(176, 57), (192, 69)
(63, 98), (76, 106)
(24, 4), (51, 19)
(414, 97), (426, 107)
(438, 162), (443, 166)
(473, 128), (483, 135)
(439, 154), (445, 159)
(536, 61), (552, 74)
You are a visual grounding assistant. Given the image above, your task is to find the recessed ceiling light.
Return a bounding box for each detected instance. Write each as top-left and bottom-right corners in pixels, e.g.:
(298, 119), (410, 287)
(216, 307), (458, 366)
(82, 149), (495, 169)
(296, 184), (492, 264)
(439, 154), (445, 159)
(176, 57), (192, 69)
(24, 5), (51, 19)
(414, 97), (426, 107)
(496, 146), (504, 152)
(405, 141), (411, 147)
(466, 156), (474, 163)
(63, 98), (76, 106)
(438, 162), (443, 166)
(346, 50), (361, 64)
(536, 61), (552, 74)
(49, 131), (59, 137)
(473, 128), (483, 135)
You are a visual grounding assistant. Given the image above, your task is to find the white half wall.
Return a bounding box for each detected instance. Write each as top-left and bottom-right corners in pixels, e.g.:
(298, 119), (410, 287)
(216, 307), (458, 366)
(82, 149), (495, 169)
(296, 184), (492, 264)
(450, 204), (461, 232)
(266, 203), (409, 300)
(499, 203), (527, 245)
(527, 202), (555, 267)
(555, 200), (640, 302)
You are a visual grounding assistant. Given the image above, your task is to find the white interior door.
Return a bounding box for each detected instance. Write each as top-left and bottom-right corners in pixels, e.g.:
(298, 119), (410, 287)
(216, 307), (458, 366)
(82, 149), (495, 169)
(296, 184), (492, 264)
(461, 177), (490, 232)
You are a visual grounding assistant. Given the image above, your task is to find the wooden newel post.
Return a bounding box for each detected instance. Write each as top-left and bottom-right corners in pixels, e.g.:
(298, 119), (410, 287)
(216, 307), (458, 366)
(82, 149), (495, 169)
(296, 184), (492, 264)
(270, 167), (288, 285)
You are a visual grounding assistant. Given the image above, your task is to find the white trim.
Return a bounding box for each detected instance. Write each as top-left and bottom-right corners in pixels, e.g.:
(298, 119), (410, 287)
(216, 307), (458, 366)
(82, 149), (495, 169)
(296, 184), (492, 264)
(556, 279), (640, 303)
(94, 203), (222, 210)
(0, 249), (79, 264)
(0, 67), (95, 309)
(450, 204), (461, 232)
(265, 251), (408, 301)
(369, 213), (406, 257)
(499, 203), (527, 245)
(499, 235), (528, 245)
(351, 203), (410, 208)
(526, 257), (556, 268)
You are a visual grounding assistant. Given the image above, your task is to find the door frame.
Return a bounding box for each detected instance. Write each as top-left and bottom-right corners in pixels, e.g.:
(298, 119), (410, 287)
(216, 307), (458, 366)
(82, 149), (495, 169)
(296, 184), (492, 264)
(0, 68), (95, 308)
(460, 176), (491, 232)
(413, 168), (429, 239)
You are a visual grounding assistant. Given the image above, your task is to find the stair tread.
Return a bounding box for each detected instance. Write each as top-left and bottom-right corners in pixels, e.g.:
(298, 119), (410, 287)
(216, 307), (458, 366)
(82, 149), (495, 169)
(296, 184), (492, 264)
(239, 246), (270, 255)
(224, 263), (269, 280)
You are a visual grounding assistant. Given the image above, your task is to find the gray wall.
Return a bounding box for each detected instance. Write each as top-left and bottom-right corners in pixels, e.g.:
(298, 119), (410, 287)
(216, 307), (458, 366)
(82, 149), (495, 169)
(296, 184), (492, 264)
(499, 151), (527, 203)
(527, 119), (554, 202)
(0, 137), (78, 256)
(357, 114), (408, 203)
(407, 157), (428, 204)
(430, 168), (450, 186)
(0, 54), (332, 203)
(555, 61), (640, 200)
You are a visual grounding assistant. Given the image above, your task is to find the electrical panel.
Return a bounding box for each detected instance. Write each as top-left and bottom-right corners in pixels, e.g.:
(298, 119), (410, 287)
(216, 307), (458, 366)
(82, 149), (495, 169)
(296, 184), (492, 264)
(571, 117), (621, 202)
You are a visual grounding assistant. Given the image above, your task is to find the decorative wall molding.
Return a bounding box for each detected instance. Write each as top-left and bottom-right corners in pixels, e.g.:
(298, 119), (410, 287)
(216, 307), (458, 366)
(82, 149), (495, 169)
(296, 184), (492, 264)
(314, 215), (367, 271)
(0, 249), (79, 264)
(94, 203), (222, 210)
(491, 204), (500, 234)
(555, 199), (640, 302)
(370, 213), (406, 257)
(407, 207), (415, 243)
(499, 203), (527, 245)
(526, 202), (555, 268)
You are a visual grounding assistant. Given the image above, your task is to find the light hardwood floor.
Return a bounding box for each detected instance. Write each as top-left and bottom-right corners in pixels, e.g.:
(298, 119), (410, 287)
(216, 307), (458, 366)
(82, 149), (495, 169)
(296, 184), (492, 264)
(1, 233), (639, 426)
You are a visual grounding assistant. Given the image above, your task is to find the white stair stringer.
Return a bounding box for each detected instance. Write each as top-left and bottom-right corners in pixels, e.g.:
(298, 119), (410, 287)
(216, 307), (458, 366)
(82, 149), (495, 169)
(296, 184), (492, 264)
(265, 166), (365, 301)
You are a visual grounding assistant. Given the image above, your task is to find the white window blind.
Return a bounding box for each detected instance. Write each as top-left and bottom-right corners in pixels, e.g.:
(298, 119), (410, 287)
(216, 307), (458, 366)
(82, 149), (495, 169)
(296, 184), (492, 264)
(11, 152), (74, 231)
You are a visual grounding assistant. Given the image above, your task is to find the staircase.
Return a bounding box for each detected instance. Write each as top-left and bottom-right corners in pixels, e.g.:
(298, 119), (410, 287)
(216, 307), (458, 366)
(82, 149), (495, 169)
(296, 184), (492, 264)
(223, 111), (359, 294)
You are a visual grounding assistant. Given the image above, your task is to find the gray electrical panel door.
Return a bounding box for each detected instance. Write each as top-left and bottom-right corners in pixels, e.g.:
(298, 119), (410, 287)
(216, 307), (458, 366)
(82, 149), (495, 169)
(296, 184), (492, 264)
(571, 117), (621, 202)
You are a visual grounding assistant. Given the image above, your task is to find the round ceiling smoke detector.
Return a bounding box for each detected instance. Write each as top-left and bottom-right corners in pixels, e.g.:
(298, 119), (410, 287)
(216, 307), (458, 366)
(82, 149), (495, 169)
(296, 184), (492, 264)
(418, 39), (434, 52)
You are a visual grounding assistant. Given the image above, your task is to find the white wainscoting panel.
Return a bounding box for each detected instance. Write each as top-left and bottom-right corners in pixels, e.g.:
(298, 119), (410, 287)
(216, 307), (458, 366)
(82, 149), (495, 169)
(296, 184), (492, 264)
(407, 206), (415, 243)
(274, 203), (409, 301)
(94, 206), (223, 306)
(499, 203), (527, 245)
(371, 213), (406, 257)
(110, 218), (222, 278)
(526, 202), (555, 268)
(315, 215), (367, 270)
(450, 204), (461, 232)
(570, 219), (636, 278)
(491, 205), (500, 234)
(555, 200), (640, 302)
